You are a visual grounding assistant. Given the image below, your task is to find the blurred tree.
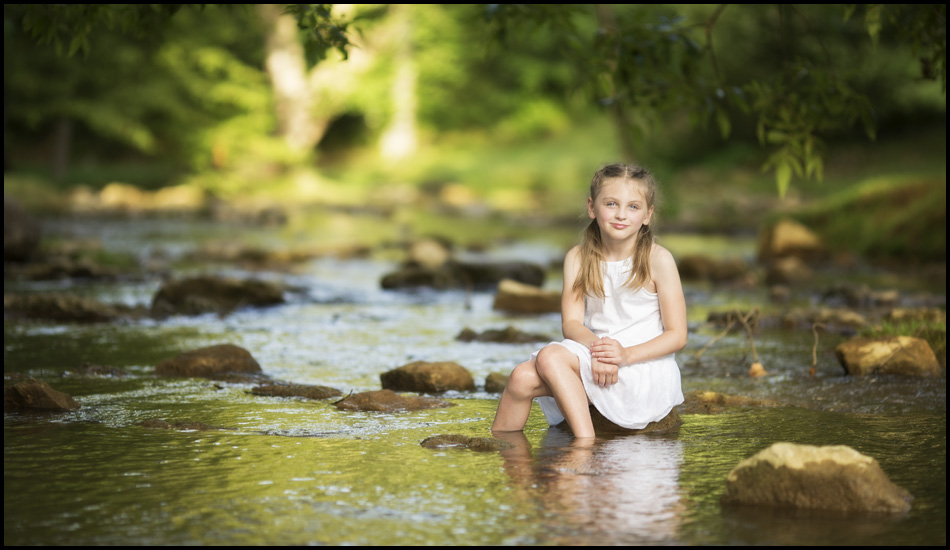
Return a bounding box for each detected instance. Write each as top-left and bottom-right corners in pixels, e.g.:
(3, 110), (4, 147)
(484, 3), (946, 196)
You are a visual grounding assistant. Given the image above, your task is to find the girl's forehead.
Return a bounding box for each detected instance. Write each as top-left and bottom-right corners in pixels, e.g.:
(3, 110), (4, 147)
(596, 178), (648, 200)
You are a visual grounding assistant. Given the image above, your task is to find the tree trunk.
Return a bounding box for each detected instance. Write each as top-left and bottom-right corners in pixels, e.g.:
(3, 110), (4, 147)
(258, 4), (326, 153)
(379, 4), (418, 161)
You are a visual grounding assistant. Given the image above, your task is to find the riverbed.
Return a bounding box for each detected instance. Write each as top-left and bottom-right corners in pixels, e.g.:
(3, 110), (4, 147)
(4, 215), (946, 545)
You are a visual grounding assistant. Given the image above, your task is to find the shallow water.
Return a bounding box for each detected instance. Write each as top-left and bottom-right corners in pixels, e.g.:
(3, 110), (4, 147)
(4, 217), (946, 546)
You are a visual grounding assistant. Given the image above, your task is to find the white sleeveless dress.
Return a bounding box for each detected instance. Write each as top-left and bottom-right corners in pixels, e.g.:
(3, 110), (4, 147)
(534, 258), (684, 430)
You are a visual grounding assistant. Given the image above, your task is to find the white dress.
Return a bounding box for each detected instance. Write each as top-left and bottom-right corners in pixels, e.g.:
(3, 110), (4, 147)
(534, 258), (684, 430)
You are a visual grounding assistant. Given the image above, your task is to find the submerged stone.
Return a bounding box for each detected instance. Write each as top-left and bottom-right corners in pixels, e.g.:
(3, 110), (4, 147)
(420, 434), (514, 452)
(251, 382), (342, 400)
(555, 407), (682, 435)
(456, 325), (552, 344)
(722, 442), (912, 514)
(4, 378), (80, 413)
(151, 274), (286, 317)
(492, 278), (561, 314)
(155, 343), (263, 379)
(333, 389), (455, 412)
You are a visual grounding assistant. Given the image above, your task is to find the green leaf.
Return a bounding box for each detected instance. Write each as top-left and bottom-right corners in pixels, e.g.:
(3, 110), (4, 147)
(775, 161), (792, 199)
(715, 108), (731, 139)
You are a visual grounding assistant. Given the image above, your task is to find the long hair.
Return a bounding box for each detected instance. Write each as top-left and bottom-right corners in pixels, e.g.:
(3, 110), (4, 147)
(572, 163), (658, 300)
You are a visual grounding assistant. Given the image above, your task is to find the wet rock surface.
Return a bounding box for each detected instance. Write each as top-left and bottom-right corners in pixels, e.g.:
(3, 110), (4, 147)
(151, 274), (286, 317)
(835, 336), (941, 377)
(380, 360), (475, 393)
(155, 343), (264, 379)
(4, 378), (80, 413)
(420, 433), (514, 452)
(333, 389), (455, 412)
(251, 382), (343, 400)
(722, 442), (913, 514)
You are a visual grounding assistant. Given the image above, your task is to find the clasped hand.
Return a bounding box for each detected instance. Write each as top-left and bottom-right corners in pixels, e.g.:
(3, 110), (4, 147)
(590, 337), (623, 387)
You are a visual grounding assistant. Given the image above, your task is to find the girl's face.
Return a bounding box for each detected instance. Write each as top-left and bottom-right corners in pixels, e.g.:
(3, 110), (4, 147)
(587, 178), (654, 242)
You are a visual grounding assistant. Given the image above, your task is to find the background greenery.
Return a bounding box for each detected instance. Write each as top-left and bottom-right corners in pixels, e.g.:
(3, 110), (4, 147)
(3, 4), (946, 261)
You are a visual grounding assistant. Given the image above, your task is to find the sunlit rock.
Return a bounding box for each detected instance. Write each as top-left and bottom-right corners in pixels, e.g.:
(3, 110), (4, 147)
(781, 307), (867, 331)
(151, 274), (286, 317)
(155, 343), (263, 379)
(492, 278), (560, 314)
(748, 362), (768, 378)
(757, 218), (827, 263)
(333, 389), (455, 412)
(722, 442), (912, 514)
(408, 237), (453, 269)
(4, 378), (80, 413)
(420, 434), (514, 452)
(380, 360), (475, 393)
(835, 336), (941, 377)
(250, 382), (342, 400)
(885, 307), (946, 323)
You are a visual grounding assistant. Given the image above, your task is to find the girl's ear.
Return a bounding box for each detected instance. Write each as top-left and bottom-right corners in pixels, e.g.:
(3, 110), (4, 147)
(587, 197), (596, 219)
(643, 205), (655, 226)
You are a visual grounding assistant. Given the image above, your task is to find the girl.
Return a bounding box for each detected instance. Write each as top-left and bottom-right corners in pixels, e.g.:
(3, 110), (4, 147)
(491, 163), (687, 439)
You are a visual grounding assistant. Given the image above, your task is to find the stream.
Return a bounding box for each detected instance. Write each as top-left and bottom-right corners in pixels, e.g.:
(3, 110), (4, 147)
(4, 215), (946, 545)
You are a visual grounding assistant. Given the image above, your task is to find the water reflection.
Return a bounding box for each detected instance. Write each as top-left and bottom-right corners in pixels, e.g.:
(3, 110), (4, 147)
(495, 428), (685, 545)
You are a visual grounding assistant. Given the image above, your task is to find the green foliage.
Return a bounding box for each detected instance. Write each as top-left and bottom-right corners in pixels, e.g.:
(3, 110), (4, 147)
(789, 175), (946, 263)
(482, 4), (945, 196)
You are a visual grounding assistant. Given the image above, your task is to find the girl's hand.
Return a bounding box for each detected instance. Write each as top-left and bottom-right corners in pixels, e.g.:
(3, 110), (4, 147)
(591, 356), (619, 387)
(590, 337), (624, 366)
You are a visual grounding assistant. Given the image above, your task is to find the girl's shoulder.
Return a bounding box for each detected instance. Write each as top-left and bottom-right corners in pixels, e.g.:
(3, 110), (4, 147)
(649, 242), (681, 280)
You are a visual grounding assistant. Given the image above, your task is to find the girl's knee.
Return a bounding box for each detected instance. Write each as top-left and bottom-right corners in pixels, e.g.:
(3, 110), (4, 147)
(505, 361), (542, 397)
(535, 345), (569, 378)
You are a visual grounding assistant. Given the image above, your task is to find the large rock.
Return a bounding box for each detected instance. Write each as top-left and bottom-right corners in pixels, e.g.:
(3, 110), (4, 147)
(4, 194), (42, 262)
(3, 292), (138, 323)
(456, 325), (552, 344)
(380, 360), (475, 393)
(4, 379), (80, 413)
(250, 382), (342, 400)
(151, 275), (286, 317)
(155, 344), (263, 379)
(722, 442), (912, 514)
(333, 389), (455, 412)
(420, 433), (514, 452)
(380, 260), (545, 291)
(835, 336), (941, 377)
(757, 218), (827, 263)
(492, 278), (561, 314)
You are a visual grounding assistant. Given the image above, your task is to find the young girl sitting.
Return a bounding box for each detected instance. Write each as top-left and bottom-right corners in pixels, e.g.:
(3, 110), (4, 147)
(491, 163), (687, 438)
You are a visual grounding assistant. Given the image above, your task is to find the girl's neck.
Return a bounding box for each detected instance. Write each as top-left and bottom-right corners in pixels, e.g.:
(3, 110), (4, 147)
(600, 244), (636, 262)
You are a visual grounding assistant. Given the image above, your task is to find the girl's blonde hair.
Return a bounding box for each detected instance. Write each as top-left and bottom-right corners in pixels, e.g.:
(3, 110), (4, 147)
(572, 163), (658, 299)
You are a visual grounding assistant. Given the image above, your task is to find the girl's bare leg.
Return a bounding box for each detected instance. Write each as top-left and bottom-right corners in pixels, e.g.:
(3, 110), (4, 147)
(534, 345), (595, 438)
(492, 358), (550, 432)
